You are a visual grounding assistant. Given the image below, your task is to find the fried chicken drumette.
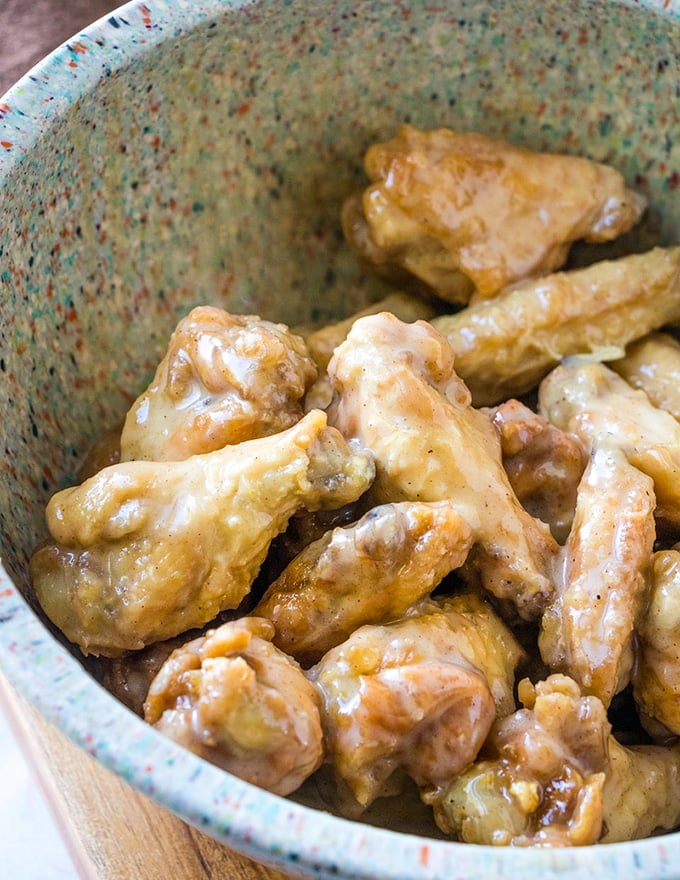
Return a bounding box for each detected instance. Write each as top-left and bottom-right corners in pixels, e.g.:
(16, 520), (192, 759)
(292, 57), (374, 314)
(633, 548), (680, 740)
(144, 618), (324, 796)
(254, 500), (473, 664)
(121, 306), (318, 461)
(432, 675), (680, 847)
(30, 410), (375, 656)
(309, 594), (523, 812)
(327, 312), (558, 619)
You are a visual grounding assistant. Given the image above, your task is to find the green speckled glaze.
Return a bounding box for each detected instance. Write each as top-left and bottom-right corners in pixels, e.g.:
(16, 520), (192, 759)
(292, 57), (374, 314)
(1, 1), (679, 878)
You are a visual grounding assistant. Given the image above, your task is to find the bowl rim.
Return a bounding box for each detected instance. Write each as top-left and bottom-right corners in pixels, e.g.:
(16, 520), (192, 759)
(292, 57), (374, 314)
(2, 1), (680, 878)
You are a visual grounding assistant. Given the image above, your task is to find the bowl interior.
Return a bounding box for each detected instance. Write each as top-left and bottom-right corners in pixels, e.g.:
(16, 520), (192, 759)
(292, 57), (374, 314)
(1, 0), (679, 877)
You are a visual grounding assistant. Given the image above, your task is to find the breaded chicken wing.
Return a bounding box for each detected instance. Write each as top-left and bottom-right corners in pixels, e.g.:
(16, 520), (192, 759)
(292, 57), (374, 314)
(254, 501), (473, 664)
(539, 444), (655, 706)
(633, 549), (680, 739)
(611, 331), (680, 422)
(327, 312), (558, 619)
(120, 306), (317, 461)
(342, 125), (646, 302)
(432, 675), (680, 846)
(144, 618), (324, 796)
(30, 410), (375, 656)
(539, 360), (680, 527)
(432, 247), (680, 406)
(303, 291), (437, 374)
(310, 594), (523, 811)
(302, 292), (438, 411)
(486, 399), (587, 543)
(601, 735), (680, 843)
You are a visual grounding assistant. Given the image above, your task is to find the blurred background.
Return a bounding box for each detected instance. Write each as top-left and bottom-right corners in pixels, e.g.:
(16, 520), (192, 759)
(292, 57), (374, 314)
(0, 1), (119, 94)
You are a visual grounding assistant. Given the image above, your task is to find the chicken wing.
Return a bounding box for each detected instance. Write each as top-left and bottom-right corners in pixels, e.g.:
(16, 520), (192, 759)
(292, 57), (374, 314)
(144, 618), (324, 796)
(538, 444), (655, 706)
(432, 674), (680, 846)
(539, 359), (680, 527)
(303, 291), (437, 374)
(432, 246), (680, 406)
(326, 312), (558, 619)
(309, 594), (523, 811)
(633, 549), (680, 739)
(302, 291), (437, 412)
(486, 399), (587, 543)
(30, 409), (375, 656)
(254, 501), (474, 665)
(342, 125), (646, 303)
(120, 306), (318, 461)
(610, 331), (680, 422)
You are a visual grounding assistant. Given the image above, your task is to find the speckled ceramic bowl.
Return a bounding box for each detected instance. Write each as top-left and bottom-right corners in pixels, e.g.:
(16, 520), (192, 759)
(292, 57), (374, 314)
(1, 1), (680, 877)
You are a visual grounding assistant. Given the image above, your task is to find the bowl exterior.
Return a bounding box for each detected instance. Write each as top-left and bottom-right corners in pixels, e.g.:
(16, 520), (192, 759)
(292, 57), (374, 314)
(1, 1), (679, 877)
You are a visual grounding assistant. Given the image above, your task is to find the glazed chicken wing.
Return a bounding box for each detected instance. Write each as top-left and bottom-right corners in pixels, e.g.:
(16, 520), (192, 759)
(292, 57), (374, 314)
(302, 291), (438, 411)
(327, 312), (558, 619)
(432, 675), (680, 847)
(121, 306), (318, 461)
(538, 444), (655, 706)
(254, 501), (474, 665)
(432, 247), (680, 406)
(486, 399), (587, 543)
(432, 246), (680, 406)
(144, 618), (324, 796)
(30, 409), (375, 656)
(310, 594), (523, 811)
(539, 359), (680, 527)
(633, 549), (680, 739)
(610, 331), (680, 422)
(342, 125), (646, 303)
(303, 291), (437, 375)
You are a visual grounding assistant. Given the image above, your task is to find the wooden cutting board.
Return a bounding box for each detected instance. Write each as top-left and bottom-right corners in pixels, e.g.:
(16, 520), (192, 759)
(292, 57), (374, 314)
(0, 4), (292, 878)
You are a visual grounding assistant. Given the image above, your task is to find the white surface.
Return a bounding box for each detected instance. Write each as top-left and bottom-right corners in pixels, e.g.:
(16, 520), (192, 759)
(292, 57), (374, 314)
(0, 703), (78, 880)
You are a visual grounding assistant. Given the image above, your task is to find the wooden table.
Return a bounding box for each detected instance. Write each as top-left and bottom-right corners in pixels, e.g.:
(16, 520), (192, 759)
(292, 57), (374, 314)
(0, 5), (292, 878)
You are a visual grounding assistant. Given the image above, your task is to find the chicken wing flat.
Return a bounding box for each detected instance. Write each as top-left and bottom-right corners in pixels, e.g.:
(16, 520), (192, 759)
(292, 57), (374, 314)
(486, 399), (587, 543)
(539, 444), (655, 706)
(254, 501), (474, 665)
(327, 312), (558, 619)
(144, 618), (324, 796)
(539, 360), (680, 527)
(342, 125), (646, 303)
(432, 674), (680, 846)
(309, 593), (523, 811)
(120, 306), (318, 461)
(432, 246), (680, 406)
(610, 331), (680, 422)
(633, 549), (680, 739)
(30, 409), (375, 656)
